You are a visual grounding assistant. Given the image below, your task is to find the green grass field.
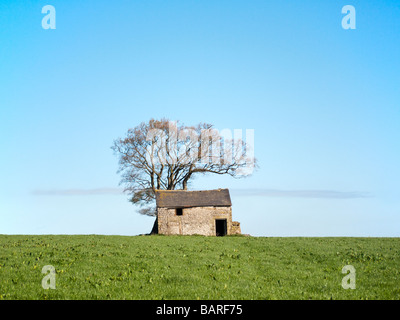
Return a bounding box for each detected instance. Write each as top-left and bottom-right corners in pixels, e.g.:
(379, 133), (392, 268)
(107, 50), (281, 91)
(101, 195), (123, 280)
(0, 235), (399, 300)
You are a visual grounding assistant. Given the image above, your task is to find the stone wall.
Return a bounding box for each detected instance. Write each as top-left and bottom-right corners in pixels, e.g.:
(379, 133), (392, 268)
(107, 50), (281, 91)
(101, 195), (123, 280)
(157, 206), (233, 236)
(231, 221), (241, 235)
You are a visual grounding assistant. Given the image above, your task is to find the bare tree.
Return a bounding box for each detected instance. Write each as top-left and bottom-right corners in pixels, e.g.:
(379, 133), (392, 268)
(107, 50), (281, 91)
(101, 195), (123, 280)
(111, 118), (257, 233)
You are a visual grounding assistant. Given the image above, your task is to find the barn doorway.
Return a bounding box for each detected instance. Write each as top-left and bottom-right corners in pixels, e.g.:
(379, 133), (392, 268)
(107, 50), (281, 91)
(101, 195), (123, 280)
(215, 219), (227, 236)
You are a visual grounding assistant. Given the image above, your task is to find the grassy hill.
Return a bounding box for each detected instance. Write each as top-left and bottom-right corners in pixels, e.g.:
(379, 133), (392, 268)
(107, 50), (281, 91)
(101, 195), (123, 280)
(0, 235), (399, 300)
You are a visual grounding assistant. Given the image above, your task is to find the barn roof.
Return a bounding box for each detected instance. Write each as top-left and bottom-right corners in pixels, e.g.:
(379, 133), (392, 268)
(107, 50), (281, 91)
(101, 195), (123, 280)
(155, 189), (231, 208)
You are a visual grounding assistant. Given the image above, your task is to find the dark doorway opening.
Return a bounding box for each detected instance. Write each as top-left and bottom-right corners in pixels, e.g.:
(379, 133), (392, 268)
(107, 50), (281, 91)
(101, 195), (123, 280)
(176, 208), (183, 216)
(215, 219), (227, 236)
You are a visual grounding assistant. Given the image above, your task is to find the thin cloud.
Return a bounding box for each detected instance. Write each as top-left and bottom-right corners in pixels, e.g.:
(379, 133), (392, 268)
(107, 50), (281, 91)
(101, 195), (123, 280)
(230, 188), (372, 199)
(32, 188), (124, 196)
(32, 187), (372, 199)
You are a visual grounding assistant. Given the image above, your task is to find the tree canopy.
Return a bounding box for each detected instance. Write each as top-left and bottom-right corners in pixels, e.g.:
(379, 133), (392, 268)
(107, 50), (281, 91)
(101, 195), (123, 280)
(112, 118), (257, 217)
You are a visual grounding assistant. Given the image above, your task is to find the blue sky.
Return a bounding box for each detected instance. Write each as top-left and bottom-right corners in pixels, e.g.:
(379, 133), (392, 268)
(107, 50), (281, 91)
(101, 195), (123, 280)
(1, 0), (399, 236)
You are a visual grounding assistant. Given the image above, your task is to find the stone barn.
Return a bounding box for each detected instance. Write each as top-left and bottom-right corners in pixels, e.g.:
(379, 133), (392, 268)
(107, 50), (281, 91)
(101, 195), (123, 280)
(155, 189), (241, 236)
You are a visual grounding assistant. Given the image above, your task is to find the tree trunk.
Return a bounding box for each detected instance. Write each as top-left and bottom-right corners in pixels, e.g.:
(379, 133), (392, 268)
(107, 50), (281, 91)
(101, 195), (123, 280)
(182, 172), (191, 190)
(150, 216), (158, 235)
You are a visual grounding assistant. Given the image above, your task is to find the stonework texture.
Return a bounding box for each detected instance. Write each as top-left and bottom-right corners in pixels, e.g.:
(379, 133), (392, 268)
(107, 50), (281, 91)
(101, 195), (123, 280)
(231, 221), (242, 235)
(157, 206), (234, 236)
